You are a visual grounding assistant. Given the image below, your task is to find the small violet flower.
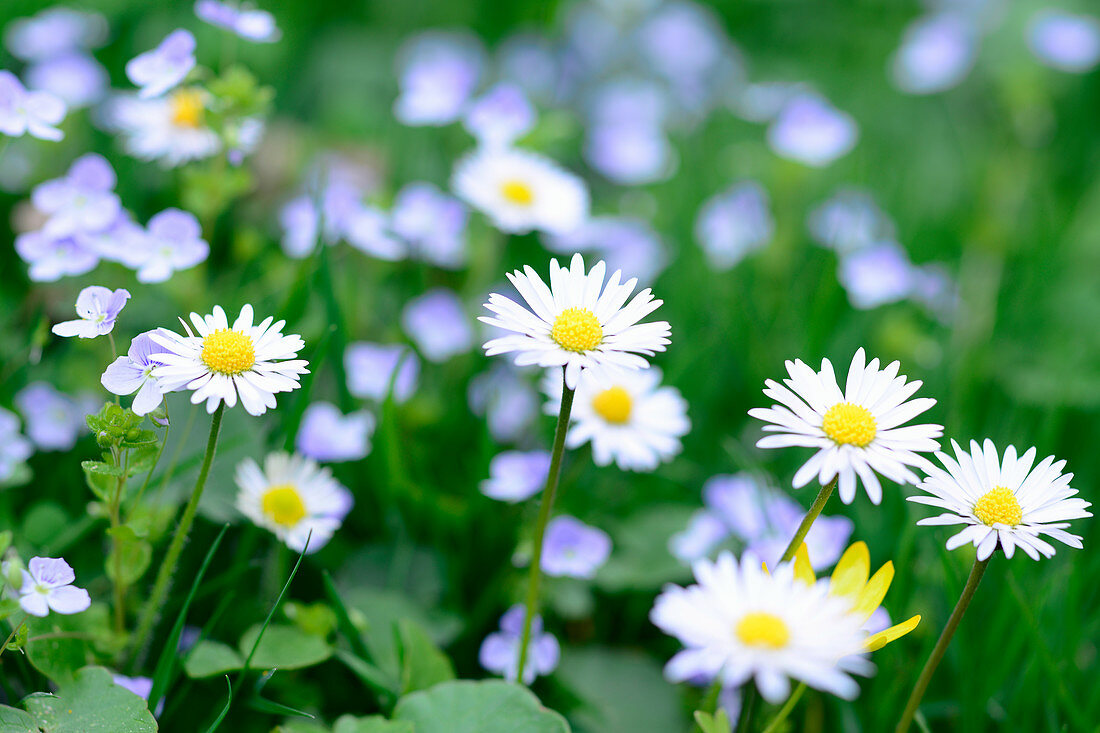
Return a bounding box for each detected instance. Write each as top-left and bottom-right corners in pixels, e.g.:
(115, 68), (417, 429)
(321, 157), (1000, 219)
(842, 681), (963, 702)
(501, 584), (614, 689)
(296, 401), (375, 463)
(51, 286), (131, 339)
(480, 450), (550, 502)
(32, 153), (120, 238)
(8, 556), (91, 617)
(101, 332), (169, 416)
(0, 69), (66, 141)
(125, 29), (196, 98)
(195, 0), (281, 43)
(479, 605), (560, 684)
(0, 408), (34, 483)
(767, 93), (857, 167)
(540, 516), (612, 579)
(694, 181), (774, 270)
(401, 289), (473, 363)
(390, 182), (468, 269)
(463, 83), (535, 147)
(344, 342), (419, 403)
(394, 32), (484, 126)
(14, 382), (97, 451)
(121, 208), (209, 283)
(14, 230), (100, 282)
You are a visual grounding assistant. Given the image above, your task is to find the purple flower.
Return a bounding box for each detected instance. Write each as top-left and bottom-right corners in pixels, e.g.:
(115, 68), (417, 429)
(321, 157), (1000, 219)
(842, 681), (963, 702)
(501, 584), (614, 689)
(10, 557), (91, 617)
(15, 383), (97, 451)
(195, 1), (281, 43)
(463, 83), (535, 147)
(468, 365), (540, 442)
(26, 53), (109, 109)
(14, 230), (100, 281)
(545, 216), (667, 284)
(496, 34), (560, 104)
(125, 29), (196, 99)
(111, 674), (153, 700)
(807, 188), (896, 253)
(767, 93), (857, 167)
(122, 208), (209, 283)
(694, 182), (774, 270)
(401, 289), (473, 363)
(0, 70), (66, 141)
(1027, 10), (1100, 73)
(51, 286), (130, 339)
(637, 1), (727, 90)
(479, 605), (560, 684)
(4, 8), (107, 62)
(32, 154), (120, 238)
(296, 401), (375, 463)
(344, 205), (405, 261)
(837, 241), (915, 309)
(390, 182), (468, 269)
(891, 14), (977, 95)
(279, 196), (320, 258)
(101, 332), (170, 416)
(480, 450), (550, 502)
(585, 120), (674, 185)
(344, 342), (419, 403)
(394, 32), (484, 126)
(0, 408), (34, 483)
(541, 516), (612, 579)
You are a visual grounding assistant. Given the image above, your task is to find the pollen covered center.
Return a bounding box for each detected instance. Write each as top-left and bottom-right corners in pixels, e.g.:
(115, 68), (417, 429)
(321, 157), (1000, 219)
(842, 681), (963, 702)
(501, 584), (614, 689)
(200, 329), (256, 375)
(550, 307), (603, 353)
(822, 402), (877, 448)
(500, 179), (535, 205)
(262, 484), (307, 528)
(973, 486), (1022, 527)
(736, 612), (790, 649)
(592, 386), (632, 424)
(170, 89), (205, 128)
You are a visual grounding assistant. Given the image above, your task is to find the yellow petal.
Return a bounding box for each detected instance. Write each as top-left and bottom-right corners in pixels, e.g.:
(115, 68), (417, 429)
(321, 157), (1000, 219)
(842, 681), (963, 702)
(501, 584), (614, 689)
(762, 561), (769, 575)
(829, 541), (869, 599)
(865, 615), (921, 651)
(793, 543), (816, 586)
(852, 561), (894, 623)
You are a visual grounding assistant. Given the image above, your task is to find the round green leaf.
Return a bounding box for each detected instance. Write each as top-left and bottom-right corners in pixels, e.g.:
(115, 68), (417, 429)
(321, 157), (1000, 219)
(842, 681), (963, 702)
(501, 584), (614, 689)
(23, 666), (157, 732)
(239, 624), (333, 671)
(393, 680), (570, 733)
(184, 639), (244, 678)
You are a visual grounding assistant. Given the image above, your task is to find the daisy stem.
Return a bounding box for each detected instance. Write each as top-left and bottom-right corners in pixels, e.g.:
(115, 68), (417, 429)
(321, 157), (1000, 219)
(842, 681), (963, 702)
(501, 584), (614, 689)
(515, 371), (575, 684)
(895, 555), (990, 733)
(779, 476), (838, 563)
(761, 683), (806, 733)
(735, 685), (757, 733)
(128, 403), (225, 664)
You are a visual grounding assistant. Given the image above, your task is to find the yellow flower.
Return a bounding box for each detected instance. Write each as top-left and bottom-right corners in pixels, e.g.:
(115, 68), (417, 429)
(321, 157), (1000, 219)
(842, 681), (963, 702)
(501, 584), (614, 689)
(792, 541), (920, 651)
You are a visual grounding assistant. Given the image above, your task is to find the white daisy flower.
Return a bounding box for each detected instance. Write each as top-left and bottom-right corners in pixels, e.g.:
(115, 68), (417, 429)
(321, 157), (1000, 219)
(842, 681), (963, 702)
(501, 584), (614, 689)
(909, 439), (1092, 561)
(480, 253), (671, 390)
(150, 304), (308, 416)
(749, 348), (942, 504)
(235, 452), (353, 553)
(542, 365), (689, 471)
(108, 88), (220, 167)
(650, 551), (871, 703)
(451, 146), (589, 235)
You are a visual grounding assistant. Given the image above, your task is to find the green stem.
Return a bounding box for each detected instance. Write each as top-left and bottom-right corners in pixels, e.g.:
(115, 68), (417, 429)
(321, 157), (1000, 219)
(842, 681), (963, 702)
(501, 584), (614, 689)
(895, 556), (990, 733)
(0, 616), (24, 662)
(128, 401), (170, 522)
(110, 449), (130, 635)
(779, 476), (838, 563)
(735, 685), (757, 733)
(515, 370), (575, 684)
(761, 683), (806, 733)
(128, 404), (225, 663)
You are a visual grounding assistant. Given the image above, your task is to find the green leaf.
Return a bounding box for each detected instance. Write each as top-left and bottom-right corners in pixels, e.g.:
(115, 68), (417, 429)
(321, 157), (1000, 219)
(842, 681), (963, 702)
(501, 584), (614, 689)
(105, 525), (152, 586)
(24, 605), (111, 685)
(333, 715), (415, 733)
(80, 461), (122, 501)
(694, 709), (731, 733)
(120, 429), (158, 449)
(184, 639), (244, 678)
(395, 618), (454, 696)
(23, 666), (156, 732)
(556, 647), (682, 733)
(392, 680), (570, 733)
(238, 624), (332, 671)
(0, 705), (37, 732)
(595, 505), (696, 592)
(22, 503), (70, 547)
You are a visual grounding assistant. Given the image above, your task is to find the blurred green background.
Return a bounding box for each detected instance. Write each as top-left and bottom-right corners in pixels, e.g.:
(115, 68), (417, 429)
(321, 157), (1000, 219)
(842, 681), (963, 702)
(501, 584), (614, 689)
(1, 0), (1098, 731)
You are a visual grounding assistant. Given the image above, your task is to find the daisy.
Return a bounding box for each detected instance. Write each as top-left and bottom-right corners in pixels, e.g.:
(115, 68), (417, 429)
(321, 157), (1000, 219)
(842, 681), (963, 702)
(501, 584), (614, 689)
(542, 365), (689, 471)
(650, 551), (870, 703)
(149, 304), (308, 416)
(909, 439), (1092, 560)
(451, 147), (588, 235)
(6, 556), (91, 617)
(235, 452), (353, 553)
(790, 541), (920, 652)
(108, 88), (220, 167)
(481, 253), (671, 389)
(749, 348), (942, 504)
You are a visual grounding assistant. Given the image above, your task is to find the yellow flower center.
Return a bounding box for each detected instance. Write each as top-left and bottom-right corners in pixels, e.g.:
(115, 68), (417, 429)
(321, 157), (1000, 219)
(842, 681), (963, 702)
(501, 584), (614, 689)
(170, 89), (205, 128)
(200, 329), (256, 376)
(550, 307), (603, 353)
(500, 179), (535, 205)
(822, 402), (877, 448)
(261, 484), (307, 528)
(973, 486), (1022, 527)
(591, 386), (632, 424)
(736, 612), (790, 649)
